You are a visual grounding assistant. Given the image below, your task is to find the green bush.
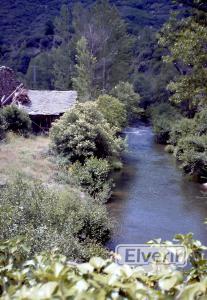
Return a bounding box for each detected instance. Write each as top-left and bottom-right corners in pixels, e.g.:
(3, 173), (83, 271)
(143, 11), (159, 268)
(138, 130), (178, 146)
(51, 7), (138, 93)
(0, 110), (7, 140)
(111, 82), (143, 122)
(169, 110), (207, 149)
(71, 157), (113, 203)
(96, 94), (127, 130)
(175, 135), (207, 179)
(0, 233), (207, 299)
(0, 175), (112, 260)
(150, 103), (181, 144)
(50, 102), (124, 163)
(2, 105), (31, 135)
(194, 109), (207, 136)
(164, 110), (207, 180)
(169, 117), (197, 146)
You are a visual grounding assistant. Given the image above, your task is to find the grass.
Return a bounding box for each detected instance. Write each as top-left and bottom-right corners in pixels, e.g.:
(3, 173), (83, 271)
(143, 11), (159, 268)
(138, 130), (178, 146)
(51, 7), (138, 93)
(0, 133), (59, 184)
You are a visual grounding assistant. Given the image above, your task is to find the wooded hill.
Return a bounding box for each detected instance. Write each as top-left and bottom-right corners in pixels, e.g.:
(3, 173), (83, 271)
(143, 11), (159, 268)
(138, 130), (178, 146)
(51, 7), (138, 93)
(0, 0), (178, 74)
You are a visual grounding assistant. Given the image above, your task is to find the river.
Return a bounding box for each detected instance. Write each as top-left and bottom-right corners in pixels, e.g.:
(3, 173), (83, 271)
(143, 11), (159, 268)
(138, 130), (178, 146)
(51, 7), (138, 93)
(107, 124), (207, 249)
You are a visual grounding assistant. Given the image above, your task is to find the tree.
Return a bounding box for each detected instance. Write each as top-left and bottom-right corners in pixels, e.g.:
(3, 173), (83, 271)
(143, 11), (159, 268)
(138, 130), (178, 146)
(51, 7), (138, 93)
(72, 37), (96, 102)
(111, 82), (142, 122)
(26, 52), (54, 89)
(55, 4), (71, 42)
(150, 103), (182, 144)
(51, 4), (74, 90)
(159, 4), (207, 112)
(52, 43), (73, 90)
(175, 135), (207, 178)
(72, 0), (134, 92)
(96, 94), (127, 130)
(50, 102), (124, 163)
(132, 27), (179, 108)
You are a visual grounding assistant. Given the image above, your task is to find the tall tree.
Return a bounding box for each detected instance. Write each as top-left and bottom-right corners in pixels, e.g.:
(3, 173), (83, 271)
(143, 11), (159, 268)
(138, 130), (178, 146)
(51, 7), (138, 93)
(52, 43), (73, 90)
(72, 37), (96, 102)
(52, 4), (74, 90)
(72, 0), (134, 93)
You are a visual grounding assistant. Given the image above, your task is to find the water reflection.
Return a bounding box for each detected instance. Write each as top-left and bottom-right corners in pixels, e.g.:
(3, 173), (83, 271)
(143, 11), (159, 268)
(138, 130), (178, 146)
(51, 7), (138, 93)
(107, 125), (207, 250)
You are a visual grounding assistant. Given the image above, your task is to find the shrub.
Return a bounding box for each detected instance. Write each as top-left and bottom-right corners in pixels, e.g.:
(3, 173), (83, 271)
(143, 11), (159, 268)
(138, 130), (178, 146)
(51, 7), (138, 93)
(150, 103), (181, 144)
(0, 110), (7, 140)
(50, 102), (124, 163)
(111, 82), (143, 122)
(169, 117), (197, 146)
(175, 135), (207, 179)
(0, 175), (112, 260)
(2, 105), (31, 135)
(96, 94), (127, 130)
(71, 157), (113, 203)
(194, 109), (207, 136)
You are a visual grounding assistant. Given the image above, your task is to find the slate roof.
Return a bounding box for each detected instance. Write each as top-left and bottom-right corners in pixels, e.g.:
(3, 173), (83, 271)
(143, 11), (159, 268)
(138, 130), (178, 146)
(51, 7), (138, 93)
(21, 90), (77, 116)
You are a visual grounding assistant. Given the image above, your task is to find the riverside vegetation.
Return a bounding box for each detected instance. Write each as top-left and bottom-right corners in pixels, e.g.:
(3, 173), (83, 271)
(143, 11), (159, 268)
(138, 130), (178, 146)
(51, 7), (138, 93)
(0, 0), (207, 299)
(149, 0), (207, 182)
(0, 81), (142, 261)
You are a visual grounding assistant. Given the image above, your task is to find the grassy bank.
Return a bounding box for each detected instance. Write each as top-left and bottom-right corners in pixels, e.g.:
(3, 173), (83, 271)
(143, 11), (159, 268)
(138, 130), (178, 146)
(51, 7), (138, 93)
(0, 134), (55, 185)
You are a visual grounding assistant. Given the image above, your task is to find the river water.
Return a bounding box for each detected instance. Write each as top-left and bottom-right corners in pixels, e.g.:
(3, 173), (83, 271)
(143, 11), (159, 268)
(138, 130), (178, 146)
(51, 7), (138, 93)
(107, 124), (207, 249)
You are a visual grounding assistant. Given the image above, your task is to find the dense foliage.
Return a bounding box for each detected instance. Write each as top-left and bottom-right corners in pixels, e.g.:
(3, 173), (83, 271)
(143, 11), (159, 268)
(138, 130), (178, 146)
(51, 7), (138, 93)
(0, 233), (207, 299)
(151, 105), (207, 180)
(159, 2), (207, 113)
(72, 37), (96, 102)
(21, 0), (136, 96)
(1, 105), (31, 136)
(70, 157), (112, 203)
(111, 82), (143, 122)
(150, 1), (207, 181)
(74, 1), (134, 93)
(175, 135), (207, 179)
(0, 0), (181, 108)
(169, 118), (197, 146)
(149, 103), (181, 144)
(50, 102), (124, 164)
(96, 95), (127, 131)
(0, 175), (111, 260)
(0, 111), (7, 140)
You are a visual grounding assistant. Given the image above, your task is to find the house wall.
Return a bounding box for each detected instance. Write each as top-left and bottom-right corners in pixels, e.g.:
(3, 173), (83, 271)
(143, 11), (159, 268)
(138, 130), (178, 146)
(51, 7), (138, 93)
(30, 114), (62, 133)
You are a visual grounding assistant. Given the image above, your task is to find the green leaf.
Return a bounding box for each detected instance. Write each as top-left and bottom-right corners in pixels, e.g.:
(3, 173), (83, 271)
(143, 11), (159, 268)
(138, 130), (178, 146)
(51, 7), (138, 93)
(89, 257), (106, 270)
(158, 271), (183, 291)
(177, 280), (207, 300)
(78, 263), (94, 274)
